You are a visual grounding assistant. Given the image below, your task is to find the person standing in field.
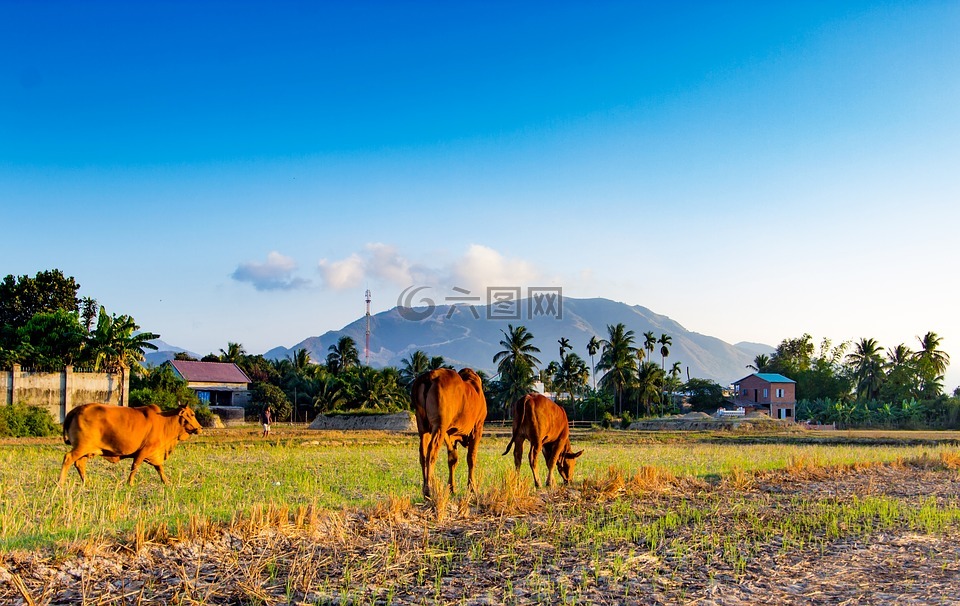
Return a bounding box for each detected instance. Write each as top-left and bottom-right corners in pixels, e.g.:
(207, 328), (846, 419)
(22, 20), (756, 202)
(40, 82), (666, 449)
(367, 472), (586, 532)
(260, 406), (272, 438)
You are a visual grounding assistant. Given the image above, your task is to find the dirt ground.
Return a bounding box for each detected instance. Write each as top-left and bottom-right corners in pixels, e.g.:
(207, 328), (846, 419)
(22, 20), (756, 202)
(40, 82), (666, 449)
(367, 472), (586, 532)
(3, 461), (960, 605)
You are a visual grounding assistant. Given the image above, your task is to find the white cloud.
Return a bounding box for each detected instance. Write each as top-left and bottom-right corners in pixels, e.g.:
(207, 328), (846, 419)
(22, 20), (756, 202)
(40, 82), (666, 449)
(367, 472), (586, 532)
(231, 251), (309, 291)
(449, 244), (542, 294)
(318, 253), (365, 290)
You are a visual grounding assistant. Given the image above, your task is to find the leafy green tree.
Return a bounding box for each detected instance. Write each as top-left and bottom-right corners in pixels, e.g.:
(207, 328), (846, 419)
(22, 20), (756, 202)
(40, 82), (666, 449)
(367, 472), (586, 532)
(0, 269), (81, 332)
(684, 378), (725, 411)
(15, 309), (87, 370)
(846, 337), (886, 401)
(492, 324), (541, 408)
(596, 323), (638, 416)
(769, 333), (815, 376)
(251, 382), (291, 421)
(79, 296), (98, 333)
(129, 362), (202, 413)
(327, 336), (360, 374)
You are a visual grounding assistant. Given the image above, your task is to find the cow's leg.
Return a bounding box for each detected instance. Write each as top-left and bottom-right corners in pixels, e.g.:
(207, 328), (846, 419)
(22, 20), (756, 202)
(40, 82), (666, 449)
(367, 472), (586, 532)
(445, 436), (459, 494)
(466, 427), (482, 493)
(543, 443), (560, 487)
(513, 436), (525, 471)
(127, 452), (149, 486)
(74, 455), (90, 484)
(150, 463), (170, 485)
(60, 450), (81, 485)
(424, 431), (444, 499)
(528, 442), (543, 488)
(418, 432), (431, 497)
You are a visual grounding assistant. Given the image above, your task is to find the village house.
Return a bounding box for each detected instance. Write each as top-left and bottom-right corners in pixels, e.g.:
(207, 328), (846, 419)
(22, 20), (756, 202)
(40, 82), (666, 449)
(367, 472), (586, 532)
(166, 360), (252, 407)
(733, 372), (796, 420)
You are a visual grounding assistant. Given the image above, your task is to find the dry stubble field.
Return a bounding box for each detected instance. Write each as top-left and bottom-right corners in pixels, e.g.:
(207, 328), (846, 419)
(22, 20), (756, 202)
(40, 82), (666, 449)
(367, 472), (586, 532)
(2, 426), (960, 605)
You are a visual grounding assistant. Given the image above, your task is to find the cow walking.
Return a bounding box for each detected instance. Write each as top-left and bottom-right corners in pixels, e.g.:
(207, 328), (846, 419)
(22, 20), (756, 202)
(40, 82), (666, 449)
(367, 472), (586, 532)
(412, 368), (487, 499)
(502, 394), (583, 488)
(60, 403), (203, 486)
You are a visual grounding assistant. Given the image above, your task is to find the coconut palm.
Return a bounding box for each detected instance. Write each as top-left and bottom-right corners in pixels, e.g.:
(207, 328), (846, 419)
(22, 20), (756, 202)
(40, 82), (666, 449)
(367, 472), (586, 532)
(634, 361), (665, 417)
(747, 353), (771, 372)
(658, 333), (672, 370)
(399, 349), (430, 388)
(312, 374), (346, 413)
(553, 352), (589, 403)
(669, 361), (683, 380)
(86, 307), (158, 406)
(327, 336), (360, 374)
(219, 342), (246, 364)
(493, 324), (542, 405)
(586, 336), (600, 390)
(596, 323), (638, 416)
(914, 332), (950, 397)
(846, 337), (885, 401)
(643, 331), (657, 367)
(558, 337), (571, 361)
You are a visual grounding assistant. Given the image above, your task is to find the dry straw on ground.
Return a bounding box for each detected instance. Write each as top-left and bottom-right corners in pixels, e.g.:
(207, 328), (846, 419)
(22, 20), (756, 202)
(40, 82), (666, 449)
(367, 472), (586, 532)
(4, 455), (960, 605)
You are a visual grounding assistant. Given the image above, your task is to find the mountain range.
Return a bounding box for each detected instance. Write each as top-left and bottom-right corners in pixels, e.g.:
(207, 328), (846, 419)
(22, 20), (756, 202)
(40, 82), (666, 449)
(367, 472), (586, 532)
(257, 297), (772, 385)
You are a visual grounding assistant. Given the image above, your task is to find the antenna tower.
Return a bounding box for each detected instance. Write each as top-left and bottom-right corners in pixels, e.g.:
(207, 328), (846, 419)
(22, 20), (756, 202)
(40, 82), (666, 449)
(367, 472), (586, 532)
(364, 289), (372, 365)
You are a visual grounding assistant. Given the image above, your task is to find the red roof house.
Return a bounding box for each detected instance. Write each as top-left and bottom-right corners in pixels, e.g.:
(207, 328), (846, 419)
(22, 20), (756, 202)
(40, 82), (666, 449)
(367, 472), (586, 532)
(167, 360), (251, 407)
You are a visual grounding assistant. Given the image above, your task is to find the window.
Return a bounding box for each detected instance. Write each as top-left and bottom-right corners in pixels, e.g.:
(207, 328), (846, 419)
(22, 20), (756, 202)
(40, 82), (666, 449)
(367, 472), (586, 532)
(763, 388), (768, 398)
(776, 388), (784, 398)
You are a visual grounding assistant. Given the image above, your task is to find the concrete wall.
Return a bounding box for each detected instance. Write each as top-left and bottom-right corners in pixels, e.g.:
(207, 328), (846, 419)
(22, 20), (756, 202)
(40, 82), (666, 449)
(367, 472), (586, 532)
(1, 364), (127, 422)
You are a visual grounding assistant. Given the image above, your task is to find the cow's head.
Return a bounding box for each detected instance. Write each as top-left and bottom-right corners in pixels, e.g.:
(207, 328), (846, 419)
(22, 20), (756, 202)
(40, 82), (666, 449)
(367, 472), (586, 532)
(178, 405), (203, 437)
(557, 448), (584, 484)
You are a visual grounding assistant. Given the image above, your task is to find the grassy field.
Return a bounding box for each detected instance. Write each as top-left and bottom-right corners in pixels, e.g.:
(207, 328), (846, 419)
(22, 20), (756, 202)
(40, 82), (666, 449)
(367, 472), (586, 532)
(3, 425), (960, 551)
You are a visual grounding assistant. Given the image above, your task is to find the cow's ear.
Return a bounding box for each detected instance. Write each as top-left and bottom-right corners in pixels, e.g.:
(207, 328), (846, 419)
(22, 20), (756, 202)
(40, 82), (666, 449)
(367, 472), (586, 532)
(567, 449), (584, 459)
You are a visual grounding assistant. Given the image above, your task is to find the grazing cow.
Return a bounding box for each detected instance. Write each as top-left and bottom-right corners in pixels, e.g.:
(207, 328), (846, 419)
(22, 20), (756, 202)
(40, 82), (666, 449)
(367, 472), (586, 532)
(412, 367), (487, 498)
(502, 393), (583, 488)
(59, 403), (202, 486)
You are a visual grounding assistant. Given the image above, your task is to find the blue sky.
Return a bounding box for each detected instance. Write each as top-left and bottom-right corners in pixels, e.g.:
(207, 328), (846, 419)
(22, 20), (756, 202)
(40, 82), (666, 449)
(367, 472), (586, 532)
(2, 1), (959, 387)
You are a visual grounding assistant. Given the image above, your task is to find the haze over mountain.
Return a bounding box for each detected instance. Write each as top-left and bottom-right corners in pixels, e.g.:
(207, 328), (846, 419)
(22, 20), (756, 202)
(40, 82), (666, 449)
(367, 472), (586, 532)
(265, 297), (772, 385)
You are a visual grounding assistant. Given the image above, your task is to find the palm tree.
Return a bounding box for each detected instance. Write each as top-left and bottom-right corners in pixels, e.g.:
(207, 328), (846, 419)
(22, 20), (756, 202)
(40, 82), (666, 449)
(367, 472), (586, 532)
(658, 333), (672, 370)
(596, 323), (638, 416)
(846, 337), (885, 401)
(327, 336), (360, 374)
(586, 336), (600, 390)
(558, 337), (571, 361)
(634, 361), (665, 417)
(87, 307), (158, 406)
(492, 324), (542, 406)
(399, 349), (430, 388)
(643, 331), (657, 367)
(669, 361), (683, 380)
(312, 375), (346, 413)
(219, 342), (246, 364)
(747, 353), (771, 372)
(553, 352), (589, 403)
(914, 331), (950, 397)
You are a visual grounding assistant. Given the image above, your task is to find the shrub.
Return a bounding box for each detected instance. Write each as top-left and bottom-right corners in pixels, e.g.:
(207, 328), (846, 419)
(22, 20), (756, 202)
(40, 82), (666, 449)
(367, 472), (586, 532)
(0, 402), (60, 437)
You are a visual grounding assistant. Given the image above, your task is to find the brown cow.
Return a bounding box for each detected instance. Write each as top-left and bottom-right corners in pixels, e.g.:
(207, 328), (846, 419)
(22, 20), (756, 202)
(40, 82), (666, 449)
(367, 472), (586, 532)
(412, 367), (487, 498)
(502, 393), (583, 488)
(59, 403), (202, 486)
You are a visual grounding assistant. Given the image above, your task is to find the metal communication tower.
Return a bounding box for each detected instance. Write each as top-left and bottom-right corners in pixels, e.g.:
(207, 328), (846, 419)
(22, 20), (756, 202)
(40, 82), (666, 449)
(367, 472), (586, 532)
(364, 289), (372, 365)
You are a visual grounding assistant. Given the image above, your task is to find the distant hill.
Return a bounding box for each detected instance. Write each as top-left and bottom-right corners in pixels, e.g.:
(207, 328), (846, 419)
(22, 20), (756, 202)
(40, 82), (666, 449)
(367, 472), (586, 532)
(265, 297), (767, 385)
(143, 338), (201, 368)
(734, 341), (777, 357)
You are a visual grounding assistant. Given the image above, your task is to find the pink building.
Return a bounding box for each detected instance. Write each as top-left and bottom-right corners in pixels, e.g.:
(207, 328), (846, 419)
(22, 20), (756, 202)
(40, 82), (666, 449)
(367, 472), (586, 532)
(733, 373), (796, 421)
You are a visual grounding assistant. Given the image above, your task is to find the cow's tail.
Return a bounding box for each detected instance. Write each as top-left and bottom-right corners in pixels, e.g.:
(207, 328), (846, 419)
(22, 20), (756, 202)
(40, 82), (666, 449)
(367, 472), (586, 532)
(62, 406), (81, 444)
(501, 395), (528, 456)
